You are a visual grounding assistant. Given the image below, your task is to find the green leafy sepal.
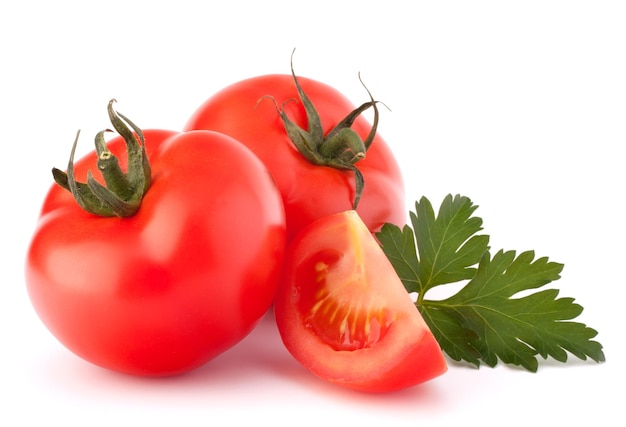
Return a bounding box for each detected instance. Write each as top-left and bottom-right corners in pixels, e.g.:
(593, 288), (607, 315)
(52, 99), (150, 217)
(266, 51), (383, 209)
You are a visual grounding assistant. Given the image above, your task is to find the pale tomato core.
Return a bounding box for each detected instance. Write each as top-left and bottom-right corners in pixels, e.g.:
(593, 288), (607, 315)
(296, 223), (395, 352)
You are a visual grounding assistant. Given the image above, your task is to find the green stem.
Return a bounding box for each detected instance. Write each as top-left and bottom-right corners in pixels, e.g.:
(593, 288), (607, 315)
(266, 50), (384, 210)
(52, 99), (151, 217)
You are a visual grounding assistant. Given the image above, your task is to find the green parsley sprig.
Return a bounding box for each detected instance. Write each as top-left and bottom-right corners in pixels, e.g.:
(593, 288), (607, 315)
(377, 194), (605, 371)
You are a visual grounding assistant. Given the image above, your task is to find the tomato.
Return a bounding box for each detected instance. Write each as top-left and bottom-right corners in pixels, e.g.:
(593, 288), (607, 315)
(184, 70), (405, 242)
(26, 103), (286, 376)
(274, 210), (447, 393)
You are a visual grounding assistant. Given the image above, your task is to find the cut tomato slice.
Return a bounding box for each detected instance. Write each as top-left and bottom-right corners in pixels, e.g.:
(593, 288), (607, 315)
(274, 210), (447, 393)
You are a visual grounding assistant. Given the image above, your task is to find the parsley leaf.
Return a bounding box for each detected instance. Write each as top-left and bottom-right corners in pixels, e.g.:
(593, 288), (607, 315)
(377, 194), (605, 371)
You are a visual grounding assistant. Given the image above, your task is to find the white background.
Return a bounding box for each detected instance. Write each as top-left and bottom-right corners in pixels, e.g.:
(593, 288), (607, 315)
(2, 1), (623, 425)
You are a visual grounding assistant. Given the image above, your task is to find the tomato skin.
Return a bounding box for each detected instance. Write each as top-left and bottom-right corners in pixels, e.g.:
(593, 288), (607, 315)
(274, 210), (447, 393)
(26, 129), (286, 376)
(184, 74), (406, 242)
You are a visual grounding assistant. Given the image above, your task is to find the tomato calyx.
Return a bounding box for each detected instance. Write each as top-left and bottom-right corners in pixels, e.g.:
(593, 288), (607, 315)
(265, 51), (382, 210)
(52, 99), (151, 217)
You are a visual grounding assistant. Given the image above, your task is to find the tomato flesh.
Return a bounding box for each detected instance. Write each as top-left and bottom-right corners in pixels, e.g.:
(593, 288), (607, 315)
(297, 248), (394, 351)
(275, 210), (447, 393)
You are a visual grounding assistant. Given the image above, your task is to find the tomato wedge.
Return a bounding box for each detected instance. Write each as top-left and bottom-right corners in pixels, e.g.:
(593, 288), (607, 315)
(274, 210), (447, 393)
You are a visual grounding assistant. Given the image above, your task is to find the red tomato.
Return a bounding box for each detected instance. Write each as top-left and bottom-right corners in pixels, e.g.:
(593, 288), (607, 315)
(26, 122), (286, 376)
(274, 210), (447, 393)
(184, 72), (405, 242)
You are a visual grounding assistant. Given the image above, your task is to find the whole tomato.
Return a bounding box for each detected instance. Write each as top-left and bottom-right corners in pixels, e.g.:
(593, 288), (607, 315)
(184, 60), (405, 242)
(26, 101), (286, 376)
